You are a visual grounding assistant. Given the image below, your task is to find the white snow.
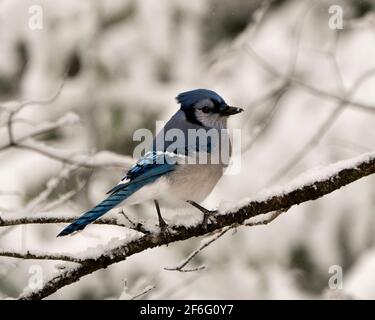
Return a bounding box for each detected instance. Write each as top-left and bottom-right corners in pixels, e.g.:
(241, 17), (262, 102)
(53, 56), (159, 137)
(219, 150), (375, 214)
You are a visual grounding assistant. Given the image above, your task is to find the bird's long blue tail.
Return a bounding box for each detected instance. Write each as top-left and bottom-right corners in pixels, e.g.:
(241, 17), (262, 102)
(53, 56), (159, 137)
(57, 183), (142, 237)
(57, 150), (177, 237)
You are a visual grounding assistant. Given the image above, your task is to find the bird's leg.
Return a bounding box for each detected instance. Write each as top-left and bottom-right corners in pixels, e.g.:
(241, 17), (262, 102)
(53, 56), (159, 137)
(186, 200), (217, 229)
(154, 200), (169, 233)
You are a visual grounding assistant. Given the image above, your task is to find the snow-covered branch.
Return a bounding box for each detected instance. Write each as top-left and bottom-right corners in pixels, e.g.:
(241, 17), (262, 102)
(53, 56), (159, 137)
(16, 149), (375, 300)
(0, 250), (82, 263)
(15, 140), (133, 168)
(0, 215), (126, 228)
(0, 79), (133, 169)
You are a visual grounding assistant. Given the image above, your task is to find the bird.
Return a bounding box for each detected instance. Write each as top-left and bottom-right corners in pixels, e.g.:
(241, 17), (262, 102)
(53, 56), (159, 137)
(57, 89), (243, 237)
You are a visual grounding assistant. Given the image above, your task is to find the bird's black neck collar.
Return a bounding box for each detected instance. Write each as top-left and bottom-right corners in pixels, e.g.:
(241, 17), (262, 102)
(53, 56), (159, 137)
(182, 108), (203, 126)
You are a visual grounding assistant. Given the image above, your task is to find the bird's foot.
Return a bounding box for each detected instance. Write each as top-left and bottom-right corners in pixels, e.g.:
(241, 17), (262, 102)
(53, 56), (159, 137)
(187, 200), (217, 230)
(202, 211), (217, 230)
(158, 216), (172, 237)
(154, 199), (171, 237)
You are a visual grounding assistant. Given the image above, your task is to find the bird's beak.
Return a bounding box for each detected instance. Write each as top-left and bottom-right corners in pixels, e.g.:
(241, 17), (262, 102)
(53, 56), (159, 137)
(220, 106), (244, 116)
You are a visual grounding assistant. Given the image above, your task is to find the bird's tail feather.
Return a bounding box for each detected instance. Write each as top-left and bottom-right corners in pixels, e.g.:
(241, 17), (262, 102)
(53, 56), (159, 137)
(57, 184), (141, 237)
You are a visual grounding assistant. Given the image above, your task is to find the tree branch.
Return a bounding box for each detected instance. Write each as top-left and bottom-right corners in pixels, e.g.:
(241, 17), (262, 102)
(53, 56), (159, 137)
(0, 216), (126, 227)
(13, 140), (133, 169)
(244, 45), (375, 114)
(18, 150), (375, 300)
(0, 250), (82, 263)
(164, 226), (232, 272)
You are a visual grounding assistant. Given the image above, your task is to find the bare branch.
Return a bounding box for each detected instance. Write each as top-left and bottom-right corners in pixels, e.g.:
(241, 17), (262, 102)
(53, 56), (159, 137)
(164, 226), (232, 272)
(119, 210), (150, 234)
(244, 45), (375, 114)
(130, 285), (156, 300)
(4, 112), (80, 149)
(266, 67), (375, 185)
(25, 165), (80, 213)
(243, 86), (288, 152)
(242, 3), (339, 154)
(2, 76), (67, 146)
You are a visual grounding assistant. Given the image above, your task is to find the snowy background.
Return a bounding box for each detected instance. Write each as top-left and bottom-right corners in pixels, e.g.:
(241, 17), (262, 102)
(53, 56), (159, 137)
(1, 0), (375, 299)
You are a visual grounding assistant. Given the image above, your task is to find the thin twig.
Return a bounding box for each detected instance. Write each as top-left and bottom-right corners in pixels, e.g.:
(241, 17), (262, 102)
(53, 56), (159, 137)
(244, 45), (375, 114)
(242, 86), (288, 152)
(119, 210), (150, 234)
(267, 67), (375, 185)
(3, 76), (67, 146)
(130, 285), (156, 300)
(164, 225), (232, 272)
(0, 250), (82, 263)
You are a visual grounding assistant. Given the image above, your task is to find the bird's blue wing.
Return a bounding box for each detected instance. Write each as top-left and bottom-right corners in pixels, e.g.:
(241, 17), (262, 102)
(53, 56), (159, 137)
(57, 151), (178, 237)
(107, 151), (178, 193)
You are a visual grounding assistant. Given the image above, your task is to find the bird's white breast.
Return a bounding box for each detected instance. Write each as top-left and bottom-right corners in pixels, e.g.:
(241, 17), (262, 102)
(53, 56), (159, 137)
(124, 162), (225, 207)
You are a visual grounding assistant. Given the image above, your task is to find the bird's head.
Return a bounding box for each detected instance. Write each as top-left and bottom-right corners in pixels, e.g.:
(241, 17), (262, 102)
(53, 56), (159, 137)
(176, 89), (243, 128)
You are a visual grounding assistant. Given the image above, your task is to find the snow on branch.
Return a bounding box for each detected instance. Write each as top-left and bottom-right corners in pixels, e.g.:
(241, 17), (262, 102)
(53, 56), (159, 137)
(14, 149), (375, 300)
(0, 249), (82, 263)
(0, 214), (127, 228)
(0, 77), (133, 169)
(15, 139), (133, 168)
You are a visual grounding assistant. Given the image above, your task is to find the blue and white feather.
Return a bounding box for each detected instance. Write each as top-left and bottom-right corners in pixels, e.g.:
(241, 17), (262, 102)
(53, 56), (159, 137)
(57, 151), (180, 236)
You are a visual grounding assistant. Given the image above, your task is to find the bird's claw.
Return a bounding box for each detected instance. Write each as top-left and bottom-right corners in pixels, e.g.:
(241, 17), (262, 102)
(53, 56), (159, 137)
(186, 200), (217, 230)
(153, 199), (171, 237)
(157, 215), (171, 237)
(202, 211), (217, 230)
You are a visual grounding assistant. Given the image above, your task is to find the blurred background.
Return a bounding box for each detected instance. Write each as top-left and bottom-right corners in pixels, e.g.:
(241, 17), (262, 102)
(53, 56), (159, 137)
(1, 0), (375, 299)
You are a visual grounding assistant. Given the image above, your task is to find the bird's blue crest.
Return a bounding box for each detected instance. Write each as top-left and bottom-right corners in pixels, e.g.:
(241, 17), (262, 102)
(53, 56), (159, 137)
(176, 89), (227, 110)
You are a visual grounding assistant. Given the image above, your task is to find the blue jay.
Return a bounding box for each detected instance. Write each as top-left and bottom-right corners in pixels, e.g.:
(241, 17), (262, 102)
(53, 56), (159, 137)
(57, 89), (243, 236)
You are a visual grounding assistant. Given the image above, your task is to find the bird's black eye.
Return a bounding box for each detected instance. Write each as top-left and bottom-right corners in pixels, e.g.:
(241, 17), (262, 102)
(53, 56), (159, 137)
(201, 106), (210, 113)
